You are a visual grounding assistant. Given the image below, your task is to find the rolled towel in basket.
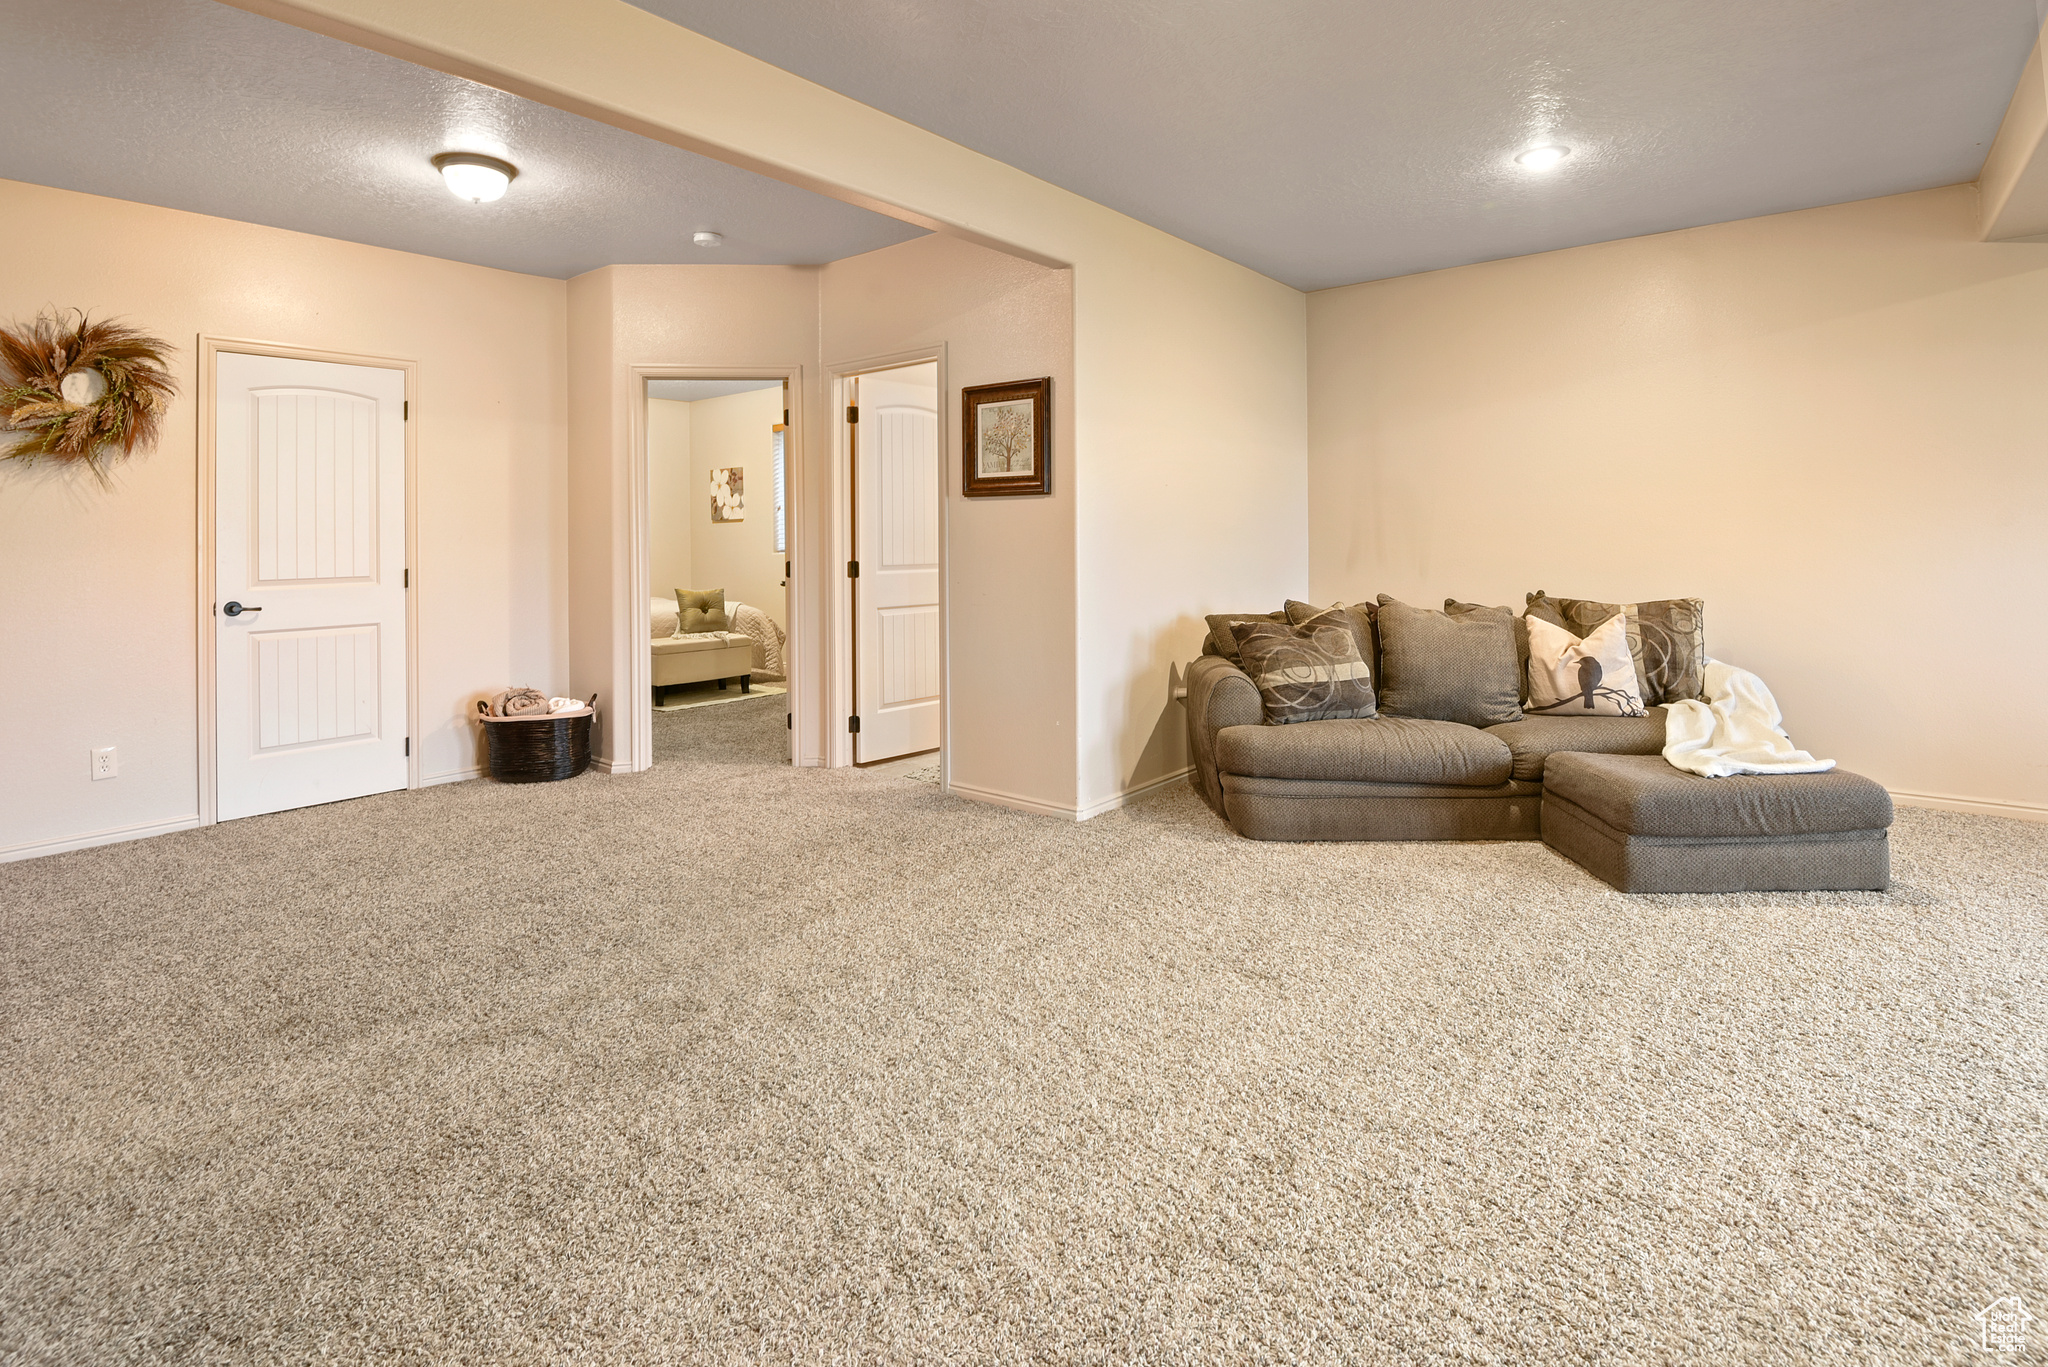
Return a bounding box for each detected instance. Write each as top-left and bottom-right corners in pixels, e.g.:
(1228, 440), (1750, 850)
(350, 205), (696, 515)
(547, 697), (584, 714)
(492, 687), (549, 717)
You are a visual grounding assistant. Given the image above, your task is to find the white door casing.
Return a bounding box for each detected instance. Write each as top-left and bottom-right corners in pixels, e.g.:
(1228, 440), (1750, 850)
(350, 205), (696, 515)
(214, 352), (408, 820)
(853, 365), (941, 763)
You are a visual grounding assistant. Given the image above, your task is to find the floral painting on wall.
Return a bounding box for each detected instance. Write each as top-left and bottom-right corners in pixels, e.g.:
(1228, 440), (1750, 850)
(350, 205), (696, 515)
(711, 466), (744, 522)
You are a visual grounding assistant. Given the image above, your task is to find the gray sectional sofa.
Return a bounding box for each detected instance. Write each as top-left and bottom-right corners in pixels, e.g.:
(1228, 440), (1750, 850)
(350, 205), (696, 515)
(1187, 653), (1669, 841)
(1186, 595), (1893, 893)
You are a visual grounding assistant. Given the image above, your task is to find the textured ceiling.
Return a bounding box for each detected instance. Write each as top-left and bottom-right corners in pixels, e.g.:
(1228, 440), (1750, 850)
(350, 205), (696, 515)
(0, 0), (924, 280)
(627, 0), (2042, 290)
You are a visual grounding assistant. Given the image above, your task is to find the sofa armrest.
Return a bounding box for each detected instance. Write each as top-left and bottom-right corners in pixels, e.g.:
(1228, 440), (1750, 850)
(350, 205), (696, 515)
(1185, 655), (1263, 816)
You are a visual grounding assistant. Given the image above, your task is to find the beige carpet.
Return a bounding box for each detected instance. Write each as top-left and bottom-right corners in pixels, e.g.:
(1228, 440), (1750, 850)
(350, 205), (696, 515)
(2, 695), (2044, 1365)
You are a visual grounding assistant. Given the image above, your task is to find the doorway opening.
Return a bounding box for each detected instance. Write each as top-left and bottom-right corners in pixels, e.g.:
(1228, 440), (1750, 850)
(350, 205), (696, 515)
(844, 360), (942, 770)
(642, 376), (794, 766)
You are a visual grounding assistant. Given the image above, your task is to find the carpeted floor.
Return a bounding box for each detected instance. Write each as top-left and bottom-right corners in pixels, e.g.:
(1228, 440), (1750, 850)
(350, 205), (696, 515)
(2, 696), (2044, 1364)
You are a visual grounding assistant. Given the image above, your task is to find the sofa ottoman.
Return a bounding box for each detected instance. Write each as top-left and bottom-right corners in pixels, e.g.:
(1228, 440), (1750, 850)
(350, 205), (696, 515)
(1542, 752), (1893, 893)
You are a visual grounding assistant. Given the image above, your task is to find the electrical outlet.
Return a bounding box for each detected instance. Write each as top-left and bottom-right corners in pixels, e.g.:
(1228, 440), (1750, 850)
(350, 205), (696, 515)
(91, 746), (117, 781)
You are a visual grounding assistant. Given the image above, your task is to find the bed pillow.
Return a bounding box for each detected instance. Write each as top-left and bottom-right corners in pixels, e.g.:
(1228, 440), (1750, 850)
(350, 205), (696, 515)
(651, 596), (682, 639)
(1228, 613), (1377, 724)
(1524, 591), (1706, 704)
(1373, 596), (1523, 727)
(1524, 614), (1646, 716)
(675, 588), (729, 634)
(1202, 611), (1284, 666)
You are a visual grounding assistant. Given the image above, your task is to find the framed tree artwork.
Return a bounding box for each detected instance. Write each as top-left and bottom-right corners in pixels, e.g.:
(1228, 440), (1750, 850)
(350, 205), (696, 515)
(962, 377), (1050, 497)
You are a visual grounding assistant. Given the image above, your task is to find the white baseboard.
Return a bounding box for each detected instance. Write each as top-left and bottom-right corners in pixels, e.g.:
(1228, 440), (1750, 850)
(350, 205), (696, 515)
(947, 779), (1077, 819)
(948, 766), (1196, 823)
(1889, 789), (2048, 824)
(418, 768), (481, 789)
(1, 814), (203, 864)
(1078, 765), (1195, 821)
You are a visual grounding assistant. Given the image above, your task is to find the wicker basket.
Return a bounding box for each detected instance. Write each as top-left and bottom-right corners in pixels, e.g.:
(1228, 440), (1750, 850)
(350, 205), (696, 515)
(476, 695), (596, 783)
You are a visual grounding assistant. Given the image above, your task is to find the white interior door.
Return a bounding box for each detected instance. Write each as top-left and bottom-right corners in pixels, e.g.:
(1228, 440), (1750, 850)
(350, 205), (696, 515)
(215, 352), (408, 821)
(852, 364), (941, 763)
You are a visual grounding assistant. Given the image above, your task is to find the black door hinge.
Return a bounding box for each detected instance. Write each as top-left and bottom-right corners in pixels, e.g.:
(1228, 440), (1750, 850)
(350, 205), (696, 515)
(847, 560), (859, 578)
(404, 737), (410, 756)
(783, 408), (790, 424)
(848, 716), (861, 734)
(403, 400), (409, 420)
(404, 568), (409, 588)
(846, 404), (859, 424)
(786, 714), (792, 730)
(785, 559), (791, 578)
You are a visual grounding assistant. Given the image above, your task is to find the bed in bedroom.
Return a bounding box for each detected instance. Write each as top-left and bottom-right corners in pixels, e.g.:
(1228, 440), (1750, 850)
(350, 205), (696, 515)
(649, 596), (787, 704)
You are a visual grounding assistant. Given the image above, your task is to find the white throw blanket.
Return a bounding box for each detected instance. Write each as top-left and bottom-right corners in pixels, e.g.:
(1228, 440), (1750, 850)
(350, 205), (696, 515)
(1663, 660), (1834, 777)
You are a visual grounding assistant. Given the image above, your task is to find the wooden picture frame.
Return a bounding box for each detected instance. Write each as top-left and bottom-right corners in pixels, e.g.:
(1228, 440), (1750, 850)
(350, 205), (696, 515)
(962, 377), (1051, 497)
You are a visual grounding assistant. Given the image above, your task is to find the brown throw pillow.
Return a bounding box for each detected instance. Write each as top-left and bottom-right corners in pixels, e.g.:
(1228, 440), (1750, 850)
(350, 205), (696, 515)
(676, 588), (730, 634)
(1524, 591), (1705, 705)
(1202, 611), (1284, 666)
(1229, 611), (1377, 724)
(1445, 599), (1531, 705)
(1374, 595), (1523, 726)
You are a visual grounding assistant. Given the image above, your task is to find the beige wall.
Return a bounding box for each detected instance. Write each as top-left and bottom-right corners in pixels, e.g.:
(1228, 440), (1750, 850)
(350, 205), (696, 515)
(1308, 185), (2048, 815)
(645, 397), (692, 600)
(566, 264), (819, 769)
(0, 177), (568, 859)
(241, 0), (1312, 818)
(821, 234), (1078, 809)
(687, 387), (785, 625)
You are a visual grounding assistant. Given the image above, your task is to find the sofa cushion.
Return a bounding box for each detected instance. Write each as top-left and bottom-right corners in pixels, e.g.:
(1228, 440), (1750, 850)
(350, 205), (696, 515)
(1484, 709), (1670, 781)
(1374, 596), (1523, 727)
(1215, 717), (1511, 786)
(1543, 752), (1894, 838)
(1202, 611), (1283, 665)
(1230, 614), (1377, 724)
(1525, 591), (1706, 706)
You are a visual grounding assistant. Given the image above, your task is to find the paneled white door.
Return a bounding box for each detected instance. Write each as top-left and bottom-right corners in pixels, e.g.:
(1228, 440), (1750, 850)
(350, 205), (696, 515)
(852, 364), (941, 763)
(215, 352), (408, 821)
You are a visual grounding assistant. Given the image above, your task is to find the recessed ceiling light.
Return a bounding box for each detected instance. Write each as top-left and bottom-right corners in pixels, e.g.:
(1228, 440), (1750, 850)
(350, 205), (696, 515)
(693, 231), (725, 248)
(1514, 145), (1571, 172)
(432, 151), (517, 203)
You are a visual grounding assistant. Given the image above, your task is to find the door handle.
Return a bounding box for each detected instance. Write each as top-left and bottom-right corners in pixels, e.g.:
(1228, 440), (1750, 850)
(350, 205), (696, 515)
(222, 601), (262, 617)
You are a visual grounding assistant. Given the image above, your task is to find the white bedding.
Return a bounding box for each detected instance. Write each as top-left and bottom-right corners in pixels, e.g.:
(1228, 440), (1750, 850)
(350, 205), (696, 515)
(724, 601), (786, 681)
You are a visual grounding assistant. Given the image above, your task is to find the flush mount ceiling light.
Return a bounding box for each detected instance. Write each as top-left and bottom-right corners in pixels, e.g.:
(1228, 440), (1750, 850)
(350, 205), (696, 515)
(1514, 144), (1571, 172)
(432, 151), (517, 203)
(693, 231), (724, 248)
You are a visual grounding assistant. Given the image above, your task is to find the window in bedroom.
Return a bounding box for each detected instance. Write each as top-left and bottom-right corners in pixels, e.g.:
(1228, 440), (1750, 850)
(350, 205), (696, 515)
(773, 424), (787, 554)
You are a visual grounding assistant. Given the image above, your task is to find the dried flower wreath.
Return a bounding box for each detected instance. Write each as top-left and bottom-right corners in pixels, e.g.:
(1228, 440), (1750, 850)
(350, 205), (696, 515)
(0, 310), (177, 474)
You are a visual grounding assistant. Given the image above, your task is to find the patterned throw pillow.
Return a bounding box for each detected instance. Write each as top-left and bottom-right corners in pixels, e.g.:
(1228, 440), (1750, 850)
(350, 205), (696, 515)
(1284, 599), (1377, 678)
(1229, 610), (1377, 724)
(1524, 591), (1705, 704)
(1524, 614), (1646, 716)
(1373, 596), (1523, 727)
(675, 588), (730, 634)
